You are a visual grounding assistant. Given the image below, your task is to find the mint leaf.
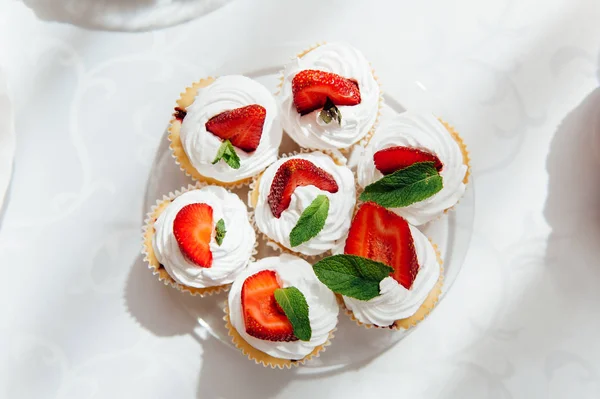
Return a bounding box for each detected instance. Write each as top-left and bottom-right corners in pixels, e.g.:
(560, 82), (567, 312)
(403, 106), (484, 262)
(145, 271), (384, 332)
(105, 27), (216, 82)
(289, 195), (329, 247)
(319, 98), (342, 125)
(313, 255), (394, 301)
(359, 162), (443, 208)
(274, 287), (311, 341)
(212, 139), (240, 169)
(215, 218), (226, 246)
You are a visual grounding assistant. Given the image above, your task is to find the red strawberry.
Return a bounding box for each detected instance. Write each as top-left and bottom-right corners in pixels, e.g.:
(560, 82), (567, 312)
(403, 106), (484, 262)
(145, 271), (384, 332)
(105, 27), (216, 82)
(374, 146), (443, 175)
(268, 159), (339, 218)
(205, 104), (266, 152)
(241, 270), (297, 342)
(292, 70), (361, 115)
(173, 203), (214, 268)
(344, 202), (419, 289)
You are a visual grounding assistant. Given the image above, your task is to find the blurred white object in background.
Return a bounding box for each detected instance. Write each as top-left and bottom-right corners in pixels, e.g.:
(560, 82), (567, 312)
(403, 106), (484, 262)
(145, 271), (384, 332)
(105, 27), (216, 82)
(0, 67), (15, 216)
(22, 0), (233, 31)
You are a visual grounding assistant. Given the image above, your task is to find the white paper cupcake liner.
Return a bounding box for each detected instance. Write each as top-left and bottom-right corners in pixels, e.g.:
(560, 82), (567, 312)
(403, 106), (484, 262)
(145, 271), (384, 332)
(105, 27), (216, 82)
(141, 182), (259, 296)
(341, 241), (444, 330)
(168, 77), (269, 189)
(223, 305), (336, 369)
(247, 150), (352, 261)
(276, 41), (382, 153)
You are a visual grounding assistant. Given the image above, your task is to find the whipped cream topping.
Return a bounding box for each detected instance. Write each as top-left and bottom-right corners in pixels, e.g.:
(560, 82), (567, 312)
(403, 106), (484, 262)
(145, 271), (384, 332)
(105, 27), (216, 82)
(254, 152), (356, 256)
(357, 112), (467, 225)
(342, 225), (441, 327)
(180, 75), (282, 183)
(279, 42), (380, 150)
(228, 254), (338, 360)
(152, 186), (255, 288)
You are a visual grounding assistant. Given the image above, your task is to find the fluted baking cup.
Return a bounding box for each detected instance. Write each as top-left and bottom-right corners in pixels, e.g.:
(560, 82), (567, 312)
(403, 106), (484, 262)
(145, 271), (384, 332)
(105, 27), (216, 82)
(224, 305), (334, 369)
(247, 150), (351, 260)
(439, 118), (470, 185)
(342, 242), (444, 330)
(437, 118), (471, 220)
(354, 118), (471, 224)
(168, 77), (254, 188)
(276, 42), (382, 153)
(141, 182), (258, 296)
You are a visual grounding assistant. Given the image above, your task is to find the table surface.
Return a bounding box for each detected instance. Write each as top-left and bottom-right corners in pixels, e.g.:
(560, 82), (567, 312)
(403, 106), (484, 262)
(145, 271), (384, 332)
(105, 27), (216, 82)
(1, 1), (599, 398)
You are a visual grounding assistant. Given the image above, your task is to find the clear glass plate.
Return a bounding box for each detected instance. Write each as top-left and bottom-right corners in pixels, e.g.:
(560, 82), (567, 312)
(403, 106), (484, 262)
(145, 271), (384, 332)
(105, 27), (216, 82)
(144, 67), (475, 375)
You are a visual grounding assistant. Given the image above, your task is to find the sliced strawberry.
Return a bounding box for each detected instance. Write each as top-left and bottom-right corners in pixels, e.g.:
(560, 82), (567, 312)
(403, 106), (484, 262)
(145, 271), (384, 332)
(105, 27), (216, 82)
(205, 104), (266, 152)
(374, 146), (443, 175)
(268, 158), (339, 218)
(344, 202), (419, 289)
(173, 203), (214, 268)
(241, 270), (297, 342)
(292, 70), (361, 115)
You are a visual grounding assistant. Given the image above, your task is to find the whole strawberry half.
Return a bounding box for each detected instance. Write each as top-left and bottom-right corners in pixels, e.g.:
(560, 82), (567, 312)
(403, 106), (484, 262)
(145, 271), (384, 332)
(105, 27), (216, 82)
(241, 270), (297, 342)
(374, 146), (443, 175)
(173, 203), (214, 268)
(205, 104), (266, 152)
(344, 202), (419, 289)
(292, 69), (361, 115)
(268, 158), (339, 218)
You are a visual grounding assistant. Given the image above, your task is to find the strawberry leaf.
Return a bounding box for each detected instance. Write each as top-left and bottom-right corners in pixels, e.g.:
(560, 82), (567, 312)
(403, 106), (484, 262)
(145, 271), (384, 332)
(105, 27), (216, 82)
(289, 195), (329, 247)
(215, 218), (226, 246)
(360, 162), (443, 208)
(313, 254), (394, 301)
(274, 287), (311, 341)
(319, 97), (342, 125)
(212, 139), (240, 169)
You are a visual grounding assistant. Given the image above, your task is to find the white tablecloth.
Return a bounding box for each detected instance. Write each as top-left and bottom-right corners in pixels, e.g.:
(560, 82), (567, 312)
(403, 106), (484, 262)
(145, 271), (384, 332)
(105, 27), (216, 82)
(1, 1), (599, 398)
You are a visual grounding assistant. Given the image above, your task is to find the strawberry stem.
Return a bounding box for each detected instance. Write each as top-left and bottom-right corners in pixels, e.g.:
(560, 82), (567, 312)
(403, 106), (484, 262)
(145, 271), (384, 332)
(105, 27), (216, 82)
(319, 98), (342, 125)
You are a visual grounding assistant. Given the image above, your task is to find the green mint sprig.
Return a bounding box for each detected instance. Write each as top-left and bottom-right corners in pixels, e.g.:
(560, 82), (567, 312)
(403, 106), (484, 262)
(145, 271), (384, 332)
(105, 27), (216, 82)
(360, 162), (443, 208)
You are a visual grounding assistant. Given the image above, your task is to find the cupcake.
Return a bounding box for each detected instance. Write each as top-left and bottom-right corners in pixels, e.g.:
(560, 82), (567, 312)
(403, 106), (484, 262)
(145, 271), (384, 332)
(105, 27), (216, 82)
(356, 112), (470, 226)
(225, 254), (338, 368)
(142, 184), (256, 295)
(313, 202), (443, 329)
(278, 42), (381, 151)
(250, 151), (356, 257)
(169, 75), (283, 187)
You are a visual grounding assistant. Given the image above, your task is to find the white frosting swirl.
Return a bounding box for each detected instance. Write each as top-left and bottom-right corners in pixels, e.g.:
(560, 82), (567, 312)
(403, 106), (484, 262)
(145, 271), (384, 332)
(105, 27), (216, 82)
(279, 42), (380, 150)
(152, 186), (255, 288)
(228, 254), (338, 360)
(357, 112), (467, 225)
(342, 225), (441, 327)
(254, 152), (356, 256)
(180, 75), (282, 183)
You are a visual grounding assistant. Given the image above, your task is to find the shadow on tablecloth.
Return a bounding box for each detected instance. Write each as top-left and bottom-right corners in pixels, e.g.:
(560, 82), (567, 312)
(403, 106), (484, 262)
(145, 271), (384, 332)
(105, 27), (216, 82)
(544, 87), (600, 301)
(124, 252), (380, 399)
(124, 254), (197, 337)
(434, 54), (600, 398)
(537, 84), (600, 396)
(191, 329), (380, 399)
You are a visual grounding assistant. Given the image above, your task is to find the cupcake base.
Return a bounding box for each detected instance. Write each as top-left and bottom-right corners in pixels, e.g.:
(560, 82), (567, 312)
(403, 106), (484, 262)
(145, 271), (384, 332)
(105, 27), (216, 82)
(142, 183), (237, 296)
(439, 118), (470, 185)
(224, 305), (334, 369)
(249, 174), (325, 260)
(342, 243), (444, 330)
(353, 118), (471, 224)
(436, 119), (471, 220)
(247, 151), (349, 260)
(168, 77), (253, 188)
(277, 42), (383, 153)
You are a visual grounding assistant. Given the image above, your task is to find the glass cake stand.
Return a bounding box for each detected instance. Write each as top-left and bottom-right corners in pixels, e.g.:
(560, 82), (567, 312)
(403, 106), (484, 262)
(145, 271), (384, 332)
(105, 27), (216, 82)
(143, 63), (475, 375)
